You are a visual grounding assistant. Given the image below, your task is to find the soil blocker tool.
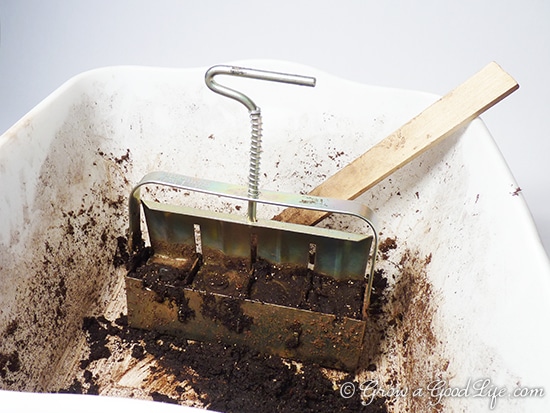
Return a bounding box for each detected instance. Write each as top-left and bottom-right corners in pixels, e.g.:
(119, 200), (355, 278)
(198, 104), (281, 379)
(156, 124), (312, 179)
(125, 62), (517, 371)
(125, 66), (379, 371)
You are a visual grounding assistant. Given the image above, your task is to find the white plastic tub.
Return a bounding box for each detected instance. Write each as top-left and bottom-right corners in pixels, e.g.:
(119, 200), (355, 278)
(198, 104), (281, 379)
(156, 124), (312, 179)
(1, 61), (549, 412)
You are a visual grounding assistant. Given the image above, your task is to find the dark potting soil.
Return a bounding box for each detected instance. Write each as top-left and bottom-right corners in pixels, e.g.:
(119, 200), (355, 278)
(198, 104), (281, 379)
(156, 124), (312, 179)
(129, 249), (366, 320)
(249, 259), (365, 319)
(58, 240), (386, 410)
(69, 315), (387, 412)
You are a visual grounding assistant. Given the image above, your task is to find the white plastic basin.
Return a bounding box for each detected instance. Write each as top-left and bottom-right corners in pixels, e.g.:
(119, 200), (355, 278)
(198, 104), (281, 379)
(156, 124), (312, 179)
(1, 61), (549, 412)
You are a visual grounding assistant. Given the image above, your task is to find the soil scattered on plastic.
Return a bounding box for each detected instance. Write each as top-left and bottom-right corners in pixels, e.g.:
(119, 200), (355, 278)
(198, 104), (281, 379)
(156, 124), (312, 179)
(55, 239), (387, 411)
(50, 233), (442, 412)
(378, 237), (397, 260)
(63, 314), (386, 412)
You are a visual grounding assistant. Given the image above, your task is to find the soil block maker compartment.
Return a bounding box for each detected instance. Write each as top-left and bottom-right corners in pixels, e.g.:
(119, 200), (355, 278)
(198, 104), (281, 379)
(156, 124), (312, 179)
(125, 66), (378, 371)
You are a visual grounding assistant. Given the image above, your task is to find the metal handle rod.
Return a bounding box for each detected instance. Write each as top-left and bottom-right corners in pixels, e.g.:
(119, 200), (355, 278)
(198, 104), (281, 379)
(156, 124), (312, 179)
(205, 65), (316, 112)
(205, 65), (316, 222)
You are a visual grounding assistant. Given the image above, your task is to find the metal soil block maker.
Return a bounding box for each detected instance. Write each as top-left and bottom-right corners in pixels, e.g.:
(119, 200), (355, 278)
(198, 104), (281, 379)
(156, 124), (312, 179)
(124, 65), (378, 371)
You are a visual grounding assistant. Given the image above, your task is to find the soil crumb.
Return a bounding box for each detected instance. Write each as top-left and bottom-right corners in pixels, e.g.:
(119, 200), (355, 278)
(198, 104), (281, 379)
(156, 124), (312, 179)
(0, 351), (21, 379)
(378, 237), (397, 260)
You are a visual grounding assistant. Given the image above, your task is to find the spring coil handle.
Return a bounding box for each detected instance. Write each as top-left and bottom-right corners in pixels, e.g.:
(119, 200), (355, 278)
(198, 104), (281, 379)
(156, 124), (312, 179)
(248, 110), (262, 200)
(205, 65), (316, 221)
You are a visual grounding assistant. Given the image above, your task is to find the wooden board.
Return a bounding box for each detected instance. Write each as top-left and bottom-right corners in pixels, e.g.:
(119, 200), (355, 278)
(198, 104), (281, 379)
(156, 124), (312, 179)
(274, 62), (519, 226)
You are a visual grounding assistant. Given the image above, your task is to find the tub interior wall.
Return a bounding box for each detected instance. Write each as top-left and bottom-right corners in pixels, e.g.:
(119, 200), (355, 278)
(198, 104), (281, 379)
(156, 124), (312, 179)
(0, 65), (548, 411)
(0, 93), (133, 390)
(0, 67), (443, 396)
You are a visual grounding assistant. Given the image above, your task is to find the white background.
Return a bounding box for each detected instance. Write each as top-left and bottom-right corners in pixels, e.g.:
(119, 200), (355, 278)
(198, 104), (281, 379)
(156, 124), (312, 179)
(0, 0), (548, 255)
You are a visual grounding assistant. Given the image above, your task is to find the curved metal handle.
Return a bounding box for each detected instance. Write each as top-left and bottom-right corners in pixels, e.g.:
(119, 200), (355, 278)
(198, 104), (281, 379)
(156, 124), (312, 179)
(205, 65), (316, 222)
(205, 65), (316, 111)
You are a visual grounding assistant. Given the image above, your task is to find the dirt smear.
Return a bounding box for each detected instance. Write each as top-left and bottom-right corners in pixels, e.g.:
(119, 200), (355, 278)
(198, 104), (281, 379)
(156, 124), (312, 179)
(0, 98), (133, 392)
(358, 237), (449, 412)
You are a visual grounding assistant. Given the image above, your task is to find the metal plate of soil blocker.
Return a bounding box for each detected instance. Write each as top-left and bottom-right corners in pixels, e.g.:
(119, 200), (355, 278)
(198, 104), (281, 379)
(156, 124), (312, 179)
(126, 169), (377, 371)
(125, 204), (375, 370)
(126, 257), (368, 371)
